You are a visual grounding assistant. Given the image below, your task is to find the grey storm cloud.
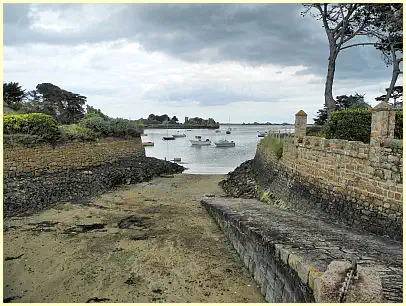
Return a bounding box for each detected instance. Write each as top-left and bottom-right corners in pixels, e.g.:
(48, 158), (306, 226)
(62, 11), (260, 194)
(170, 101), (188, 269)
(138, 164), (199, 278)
(143, 82), (288, 106)
(4, 4), (391, 84)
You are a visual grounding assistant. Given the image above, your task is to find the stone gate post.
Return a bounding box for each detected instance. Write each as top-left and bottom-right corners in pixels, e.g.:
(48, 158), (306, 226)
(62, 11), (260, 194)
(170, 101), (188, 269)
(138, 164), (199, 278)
(295, 110), (307, 138)
(369, 101), (396, 163)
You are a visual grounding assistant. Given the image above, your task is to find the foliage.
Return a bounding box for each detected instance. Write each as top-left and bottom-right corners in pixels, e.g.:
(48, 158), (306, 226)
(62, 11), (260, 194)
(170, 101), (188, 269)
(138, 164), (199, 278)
(301, 4), (379, 114)
(369, 4), (403, 106)
(22, 83), (86, 124)
(314, 94), (371, 125)
(79, 116), (142, 137)
(79, 116), (112, 136)
(375, 86), (403, 109)
(3, 113), (60, 142)
(147, 113), (170, 123)
(325, 109), (372, 143)
(3, 82), (27, 110)
(170, 115), (179, 123)
(109, 118), (142, 137)
(259, 135), (284, 159)
(306, 125), (326, 137)
(85, 105), (109, 120)
(395, 111), (403, 139)
(58, 124), (97, 142)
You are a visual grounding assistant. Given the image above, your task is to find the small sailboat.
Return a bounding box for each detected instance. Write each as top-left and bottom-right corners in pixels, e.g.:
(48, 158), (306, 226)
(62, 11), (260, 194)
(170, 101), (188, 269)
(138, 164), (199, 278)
(190, 136), (211, 146)
(226, 116), (231, 134)
(215, 127), (235, 147)
(163, 121), (175, 140)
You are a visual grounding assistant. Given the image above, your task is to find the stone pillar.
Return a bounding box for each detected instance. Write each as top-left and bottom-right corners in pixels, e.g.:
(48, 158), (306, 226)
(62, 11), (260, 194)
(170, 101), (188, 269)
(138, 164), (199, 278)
(370, 101), (396, 140)
(295, 110), (307, 137)
(369, 101), (396, 163)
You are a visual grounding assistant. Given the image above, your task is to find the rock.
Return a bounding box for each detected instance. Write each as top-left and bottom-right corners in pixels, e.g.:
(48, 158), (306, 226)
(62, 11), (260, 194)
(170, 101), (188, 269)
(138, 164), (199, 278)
(4, 156), (185, 217)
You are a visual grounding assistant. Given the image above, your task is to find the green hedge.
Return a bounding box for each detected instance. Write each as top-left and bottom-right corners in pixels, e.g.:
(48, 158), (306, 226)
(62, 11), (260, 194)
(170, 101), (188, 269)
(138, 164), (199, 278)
(326, 109), (372, 143)
(306, 125), (326, 137)
(3, 113), (60, 142)
(59, 124), (97, 142)
(395, 111), (403, 139)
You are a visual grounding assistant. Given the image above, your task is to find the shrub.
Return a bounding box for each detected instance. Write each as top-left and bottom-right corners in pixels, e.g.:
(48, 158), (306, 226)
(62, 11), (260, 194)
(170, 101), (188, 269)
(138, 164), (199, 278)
(394, 111), (403, 139)
(306, 125), (326, 137)
(326, 109), (371, 143)
(111, 118), (143, 137)
(259, 135), (284, 159)
(59, 124), (97, 141)
(3, 113), (60, 142)
(79, 116), (142, 137)
(79, 116), (112, 137)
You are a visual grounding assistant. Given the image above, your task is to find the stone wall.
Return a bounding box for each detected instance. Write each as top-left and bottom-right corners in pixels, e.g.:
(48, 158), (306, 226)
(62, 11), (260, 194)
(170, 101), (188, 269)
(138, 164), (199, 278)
(3, 137), (145, 178)
(201, 198), (315, 303)
(254, 104), (402, 240)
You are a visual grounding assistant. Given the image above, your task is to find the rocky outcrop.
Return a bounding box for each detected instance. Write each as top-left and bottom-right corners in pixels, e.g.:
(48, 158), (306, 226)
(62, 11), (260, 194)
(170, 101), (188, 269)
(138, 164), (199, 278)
(4, 156), (184, 217)
(219, 160), (257, 198)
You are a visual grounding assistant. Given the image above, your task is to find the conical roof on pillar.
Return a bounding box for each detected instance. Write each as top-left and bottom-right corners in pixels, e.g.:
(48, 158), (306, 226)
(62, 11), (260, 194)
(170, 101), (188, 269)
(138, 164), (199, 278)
(295, 110), (307, 116)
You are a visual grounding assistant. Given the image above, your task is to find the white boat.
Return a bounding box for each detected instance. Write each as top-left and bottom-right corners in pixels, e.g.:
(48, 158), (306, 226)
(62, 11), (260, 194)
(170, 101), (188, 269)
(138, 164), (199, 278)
(190, 136), (211, 146)
(214, 139), (235, 147)
(172, 132), (186, 138)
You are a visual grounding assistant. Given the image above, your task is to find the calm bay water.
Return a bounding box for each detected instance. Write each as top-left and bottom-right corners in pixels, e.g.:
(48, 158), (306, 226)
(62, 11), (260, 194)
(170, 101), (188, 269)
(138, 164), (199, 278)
(143, 124), (294, 174)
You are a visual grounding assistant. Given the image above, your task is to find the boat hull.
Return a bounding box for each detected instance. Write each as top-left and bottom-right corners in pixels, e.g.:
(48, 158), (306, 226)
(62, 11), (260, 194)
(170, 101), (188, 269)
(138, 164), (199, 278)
(214, 141), (235, 147)
(163, 136), (175, 140)
(214, 143), (235, 147)
(190, 140), (211, 146)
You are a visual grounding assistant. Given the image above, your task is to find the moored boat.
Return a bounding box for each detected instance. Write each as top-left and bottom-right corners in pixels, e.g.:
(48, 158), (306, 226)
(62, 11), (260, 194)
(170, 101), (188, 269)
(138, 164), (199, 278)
(163, 136), (175, 140)
(214, 139), (235, 147)
(172, 133), (186, 138)
(142, 141), (154, 146)
(190, 136), (211, 146)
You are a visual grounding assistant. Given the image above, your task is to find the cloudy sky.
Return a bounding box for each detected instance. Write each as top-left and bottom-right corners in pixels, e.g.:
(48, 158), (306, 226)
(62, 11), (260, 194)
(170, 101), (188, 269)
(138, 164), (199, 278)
(4, 3), (399, 123)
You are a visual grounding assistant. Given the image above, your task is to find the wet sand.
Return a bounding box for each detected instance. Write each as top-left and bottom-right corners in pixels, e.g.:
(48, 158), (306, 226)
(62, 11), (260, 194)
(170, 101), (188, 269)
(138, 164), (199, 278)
(3, 174), (263, 303)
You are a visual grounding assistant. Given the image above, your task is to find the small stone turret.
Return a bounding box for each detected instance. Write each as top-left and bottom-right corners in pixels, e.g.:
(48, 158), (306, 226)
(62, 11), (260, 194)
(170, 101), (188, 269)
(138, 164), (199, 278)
(295, 110), (307, 137)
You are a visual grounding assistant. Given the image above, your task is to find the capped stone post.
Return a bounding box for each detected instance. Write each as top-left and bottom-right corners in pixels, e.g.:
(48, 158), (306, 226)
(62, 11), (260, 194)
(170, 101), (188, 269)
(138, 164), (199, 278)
(370, 101), (396, 144)
(369, 101), (396, 163)
(295, 110), (307, 137)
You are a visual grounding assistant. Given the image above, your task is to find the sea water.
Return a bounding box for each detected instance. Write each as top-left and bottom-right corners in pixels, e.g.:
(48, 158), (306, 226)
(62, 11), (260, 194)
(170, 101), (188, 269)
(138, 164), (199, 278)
(143, 124), (293, 174)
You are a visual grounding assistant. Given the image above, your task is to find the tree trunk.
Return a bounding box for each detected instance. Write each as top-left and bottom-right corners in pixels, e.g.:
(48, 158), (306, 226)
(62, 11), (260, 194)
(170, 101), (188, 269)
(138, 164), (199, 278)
(325, 48), (338, 117)
(384, 47), (401, 107)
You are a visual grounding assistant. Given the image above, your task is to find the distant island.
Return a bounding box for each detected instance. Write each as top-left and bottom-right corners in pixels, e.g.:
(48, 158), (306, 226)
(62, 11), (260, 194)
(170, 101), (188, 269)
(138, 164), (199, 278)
(139, 114), (220, 129)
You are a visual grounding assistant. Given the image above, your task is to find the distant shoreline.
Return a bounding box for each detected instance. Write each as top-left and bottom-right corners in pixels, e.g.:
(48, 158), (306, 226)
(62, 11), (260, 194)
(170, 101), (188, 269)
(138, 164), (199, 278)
(144, 123), (296, 129)
(144, 124), (219, 129)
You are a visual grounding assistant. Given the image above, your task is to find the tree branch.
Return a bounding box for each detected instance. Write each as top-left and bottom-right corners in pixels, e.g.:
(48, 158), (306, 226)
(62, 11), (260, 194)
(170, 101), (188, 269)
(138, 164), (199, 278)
(339, 42), (380, 51)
